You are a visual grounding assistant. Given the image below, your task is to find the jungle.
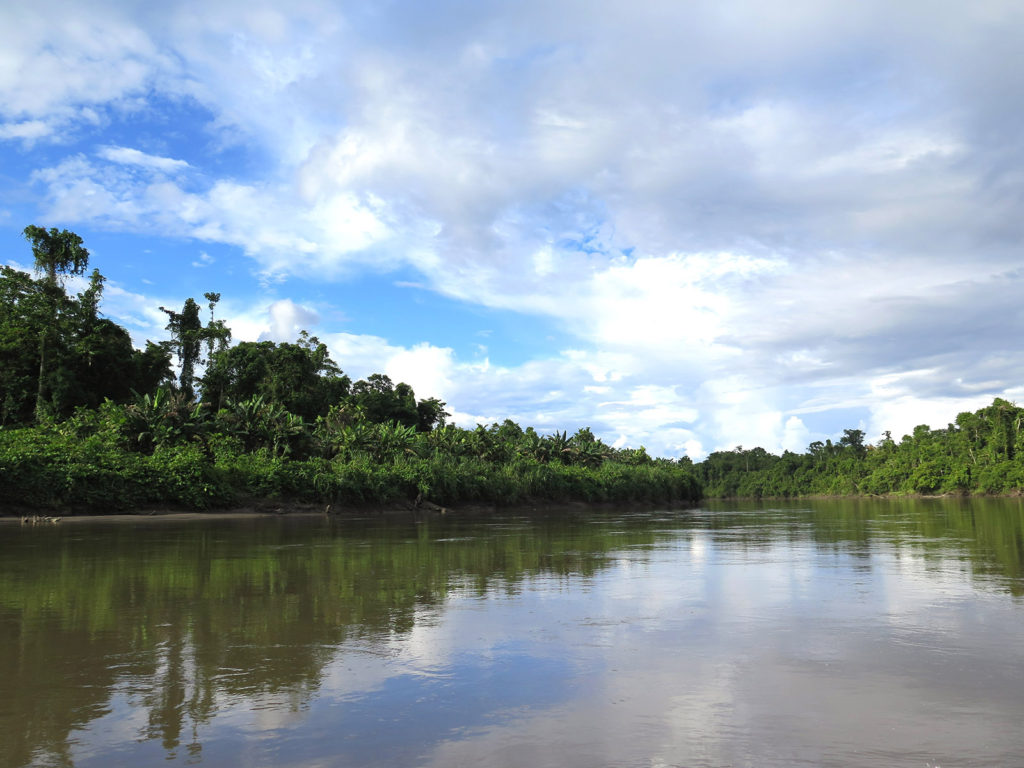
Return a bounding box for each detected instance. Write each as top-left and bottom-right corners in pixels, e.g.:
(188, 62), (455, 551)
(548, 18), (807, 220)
(3, 226), (1023, 512)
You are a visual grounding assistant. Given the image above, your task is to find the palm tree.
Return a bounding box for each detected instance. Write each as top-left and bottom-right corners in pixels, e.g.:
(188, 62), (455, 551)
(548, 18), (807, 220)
(545, 430), (573, 464)
(23, 226), (90, 421)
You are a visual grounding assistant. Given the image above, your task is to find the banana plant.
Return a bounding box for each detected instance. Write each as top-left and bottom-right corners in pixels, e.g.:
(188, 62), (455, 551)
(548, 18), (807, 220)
(270, 411), (307, 457)
(312, 403), (366, 458)
(425, 425), (470, 458)
(544, 430), (573, 464)
(570, 439), (612, 469)
(517, 429), (551, 463)
(124, 387), (207, 453)
(368, 421), (420, 463)
(325, 421), (373, 462)
(218, 394), (297, 454)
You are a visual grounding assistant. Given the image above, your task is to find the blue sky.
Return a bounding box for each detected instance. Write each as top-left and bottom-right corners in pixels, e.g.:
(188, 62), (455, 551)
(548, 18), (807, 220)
(3, 0), (1024, 458)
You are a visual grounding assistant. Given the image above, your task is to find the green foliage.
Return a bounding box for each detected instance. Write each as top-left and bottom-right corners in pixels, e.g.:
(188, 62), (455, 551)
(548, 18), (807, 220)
(160, 295), (231, 399)
(0, 263), (172, 425)
(416, 396), (449, 431)
(147, 442), (233, 508)
(696, 398), (1024, 499)
(0, 266), (49, 424)
(24, 226), (91, 422)
(201, 333), (348, 419)
(0, 226), (705, 514)
(123, 388), (209, 453)
(0, 420), (233, 510)
(350, 373), (418, 428)
(23, 225), (89, 283)
(214, 394), (309, 457)
(0, 406), (704, 512)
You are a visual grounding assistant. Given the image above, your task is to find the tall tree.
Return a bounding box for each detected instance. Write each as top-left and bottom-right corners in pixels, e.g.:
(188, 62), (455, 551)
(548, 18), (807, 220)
(160, 296), (230, 400)
(202, 292), (230, 360)
(1, 260), (172, 424)
(0, 266), (50, 424)
(416, 397), (449, 432)
(22, 226), (90, 421)
(160, 298), (203, 400)
(23, 226), (90, 284)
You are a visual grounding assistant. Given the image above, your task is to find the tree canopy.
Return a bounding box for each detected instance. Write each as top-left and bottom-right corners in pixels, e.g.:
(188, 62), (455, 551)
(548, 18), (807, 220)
(200, 334), (350, 420)
(0, 262), (171, 425)
(7, 226), (1024, 511)
(23, 226), (90, 285)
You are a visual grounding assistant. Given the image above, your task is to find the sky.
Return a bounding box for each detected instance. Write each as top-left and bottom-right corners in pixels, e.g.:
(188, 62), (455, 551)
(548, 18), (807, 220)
(2, 0), (1024, 459)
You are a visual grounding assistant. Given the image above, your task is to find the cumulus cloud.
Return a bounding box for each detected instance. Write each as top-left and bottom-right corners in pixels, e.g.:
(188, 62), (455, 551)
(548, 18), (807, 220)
(259, 299), (320, 342)
(0, 2), (167, 136)
(31, 154), (394, 275)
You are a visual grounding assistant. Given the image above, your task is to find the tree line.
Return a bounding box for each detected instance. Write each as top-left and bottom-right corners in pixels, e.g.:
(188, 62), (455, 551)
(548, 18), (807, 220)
(1, 226), (448, 432)
(5, 226), (1022, 511)
(0, 226), (700, 511)
(696, 401), (1024, 497)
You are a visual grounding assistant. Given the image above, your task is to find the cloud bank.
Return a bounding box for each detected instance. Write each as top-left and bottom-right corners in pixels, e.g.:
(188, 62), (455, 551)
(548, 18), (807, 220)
(4, 0), (1024, 456)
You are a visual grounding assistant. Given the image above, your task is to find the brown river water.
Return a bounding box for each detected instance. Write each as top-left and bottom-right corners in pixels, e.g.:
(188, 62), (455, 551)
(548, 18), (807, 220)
(2, 498), (1023, 767)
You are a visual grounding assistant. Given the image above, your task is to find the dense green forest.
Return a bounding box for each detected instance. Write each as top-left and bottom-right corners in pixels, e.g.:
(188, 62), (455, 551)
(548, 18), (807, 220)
(3, 226), (1024, 512)
(0, 227), (700, 511)
(697, 403), (1024, 498)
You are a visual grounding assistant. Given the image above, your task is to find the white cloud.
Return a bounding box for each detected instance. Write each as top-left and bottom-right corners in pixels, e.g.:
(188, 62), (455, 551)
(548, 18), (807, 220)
(383, 343), (457, 404)
(260, 298), (320, 342)
(31, 155), (394, 276)
(97, 145), (189, 173)
(0, 119), (53, 142)
(311, 333), (706, 456)
(781, 416), (812, 454)
(0, 3), (165, 132)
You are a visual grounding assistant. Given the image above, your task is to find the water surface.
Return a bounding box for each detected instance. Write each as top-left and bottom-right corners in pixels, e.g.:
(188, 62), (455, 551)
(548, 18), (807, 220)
(2, 498), (1024, 767)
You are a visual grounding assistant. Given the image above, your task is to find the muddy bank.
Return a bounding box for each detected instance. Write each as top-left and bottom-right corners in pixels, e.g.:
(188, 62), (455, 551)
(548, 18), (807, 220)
(0, 497), (696, 523)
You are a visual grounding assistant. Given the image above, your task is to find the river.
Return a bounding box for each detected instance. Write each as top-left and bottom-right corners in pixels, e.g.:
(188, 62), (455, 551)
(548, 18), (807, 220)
(2, 498), (1023, 767)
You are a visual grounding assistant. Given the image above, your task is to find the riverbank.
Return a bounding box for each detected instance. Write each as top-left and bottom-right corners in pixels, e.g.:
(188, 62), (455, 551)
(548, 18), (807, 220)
(704, 490), (1024, 502)
(0, 497), (700, 521)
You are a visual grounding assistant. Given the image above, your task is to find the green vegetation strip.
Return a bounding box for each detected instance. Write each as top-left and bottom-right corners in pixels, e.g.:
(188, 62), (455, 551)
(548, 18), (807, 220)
(5, 225), (1024, 510)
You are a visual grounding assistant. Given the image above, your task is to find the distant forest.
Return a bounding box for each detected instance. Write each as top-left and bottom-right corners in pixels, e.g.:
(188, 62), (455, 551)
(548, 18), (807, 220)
(696, 402), (1024, 497)
(2, 227), (1022, 512)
